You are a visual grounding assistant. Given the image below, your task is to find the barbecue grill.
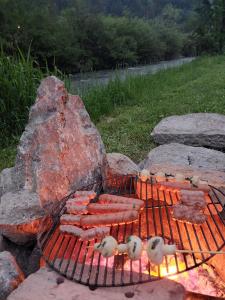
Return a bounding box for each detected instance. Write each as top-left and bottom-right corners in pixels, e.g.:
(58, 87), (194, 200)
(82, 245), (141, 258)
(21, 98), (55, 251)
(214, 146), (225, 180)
(37, 175), (225, 288)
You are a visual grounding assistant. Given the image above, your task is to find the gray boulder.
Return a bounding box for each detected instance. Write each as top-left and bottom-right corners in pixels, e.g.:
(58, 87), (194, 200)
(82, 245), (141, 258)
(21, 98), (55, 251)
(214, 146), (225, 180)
(151, 113), (225, 149)
(140, 143), (225, 187)
(141, 143), (225, 171)
(0, 191), (45, 245)
(0, 251), (24, 300)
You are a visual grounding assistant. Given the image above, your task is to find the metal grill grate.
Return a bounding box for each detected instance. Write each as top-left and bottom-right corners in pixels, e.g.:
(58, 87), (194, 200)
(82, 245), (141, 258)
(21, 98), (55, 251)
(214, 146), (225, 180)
(37, 175), (225, 287)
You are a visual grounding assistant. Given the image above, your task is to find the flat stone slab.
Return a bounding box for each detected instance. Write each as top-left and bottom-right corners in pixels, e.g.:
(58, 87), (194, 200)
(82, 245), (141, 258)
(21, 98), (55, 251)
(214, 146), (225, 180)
(7, 267), (185, 300)
(151, 113), (225, 149)
(140, 143), (225, 172)
(139, 143), (225, 187)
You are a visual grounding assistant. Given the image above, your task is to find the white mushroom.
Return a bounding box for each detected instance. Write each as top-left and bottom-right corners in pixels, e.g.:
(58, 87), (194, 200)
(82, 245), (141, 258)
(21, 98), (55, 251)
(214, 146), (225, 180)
(146, 237), (164, 265)
(156, 171), (166, 182)
(94, 236), (118, 258)
(146, 237), (177, 265)
(191, 175), (200, 186)
(139, 169), (150, 182)
(94, 243), (102, 252)
(117, 243), (128, 254)
(126, 235), (143, 260)
(175, 173), (185, 182)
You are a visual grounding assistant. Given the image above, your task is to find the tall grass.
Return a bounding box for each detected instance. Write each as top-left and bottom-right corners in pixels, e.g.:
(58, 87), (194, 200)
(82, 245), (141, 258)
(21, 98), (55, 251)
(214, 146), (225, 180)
(0, 49), (69, 147)
(83, 76), (136, 122)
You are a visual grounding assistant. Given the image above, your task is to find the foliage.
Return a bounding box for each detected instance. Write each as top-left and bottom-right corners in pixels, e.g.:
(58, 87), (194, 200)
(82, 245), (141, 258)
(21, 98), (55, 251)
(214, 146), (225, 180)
(0, 0), (195, 73)
(0, 49), (67, 147)
(194, 0), (225, 54)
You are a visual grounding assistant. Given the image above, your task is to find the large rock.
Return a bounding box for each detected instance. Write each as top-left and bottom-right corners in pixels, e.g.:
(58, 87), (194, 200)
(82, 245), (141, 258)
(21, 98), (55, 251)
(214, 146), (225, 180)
(0, 251), (24, 300)
(151, 113), (225, 149)
(13, 76), (105, 206)
(0, 168), (15, 198)
(140, 143), (225, 187)
(141, 143), (225, 171)
(0, 76), (105, 244)
(103, 153), (139, 179)
(7, 267), (185, 300)
(2, 236), (41, 277)
(0, 191), (45, 245)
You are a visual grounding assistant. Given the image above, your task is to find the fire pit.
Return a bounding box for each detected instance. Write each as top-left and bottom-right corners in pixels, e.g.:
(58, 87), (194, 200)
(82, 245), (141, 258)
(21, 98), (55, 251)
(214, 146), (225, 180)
(37, 175), (225, 288)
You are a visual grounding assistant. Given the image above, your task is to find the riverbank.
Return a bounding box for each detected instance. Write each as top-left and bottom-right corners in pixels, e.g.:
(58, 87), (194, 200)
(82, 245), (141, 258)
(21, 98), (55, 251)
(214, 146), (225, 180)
(70, 57), (195, 94)
(1, 55), (225, 171)
(86, 55), (225, 162)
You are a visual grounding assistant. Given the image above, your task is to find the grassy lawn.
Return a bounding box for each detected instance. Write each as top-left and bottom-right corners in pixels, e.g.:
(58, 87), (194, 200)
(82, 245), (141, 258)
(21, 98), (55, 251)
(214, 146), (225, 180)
(1, 55), (225, 171)
(90, 55), (225, 162)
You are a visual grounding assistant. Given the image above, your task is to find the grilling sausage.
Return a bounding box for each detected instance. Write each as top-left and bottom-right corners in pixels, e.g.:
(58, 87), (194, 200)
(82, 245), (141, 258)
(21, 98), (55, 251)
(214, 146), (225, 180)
(80, 227), (110, 241)
(80, 210), (139, 227)
(60, 214), (81, 226)
(87, 203), (140, 214)
(66, 205), (88, 215)
(67, 196), (91, 206)
(74, 190), (96, 200)
(60, 225), (84, 236)
(98, 194), (144, 209)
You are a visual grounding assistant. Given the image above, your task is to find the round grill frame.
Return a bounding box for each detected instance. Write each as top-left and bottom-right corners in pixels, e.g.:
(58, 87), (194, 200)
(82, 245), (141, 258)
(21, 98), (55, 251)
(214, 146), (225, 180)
(37, 175), (225, 287)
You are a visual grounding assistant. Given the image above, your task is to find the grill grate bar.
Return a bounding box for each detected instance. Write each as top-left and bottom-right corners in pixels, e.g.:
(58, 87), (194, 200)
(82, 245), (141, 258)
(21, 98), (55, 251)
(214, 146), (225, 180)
(162, 190), (179, 272)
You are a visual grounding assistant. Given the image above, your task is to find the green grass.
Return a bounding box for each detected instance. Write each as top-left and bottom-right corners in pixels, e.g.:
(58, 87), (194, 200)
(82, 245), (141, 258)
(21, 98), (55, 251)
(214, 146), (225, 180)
(1, 55), (225, 171)
(85, 55), (225, 162)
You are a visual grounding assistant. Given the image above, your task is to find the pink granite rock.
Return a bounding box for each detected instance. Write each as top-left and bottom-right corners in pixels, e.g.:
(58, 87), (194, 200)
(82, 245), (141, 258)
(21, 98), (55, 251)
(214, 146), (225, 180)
(7, 267), (185, 300)
(0, 251), (24, 300)
(103, 153), (139, 179)
(0, 76), (105, 244)
(14, 76), (105, 207)
(103, 153), (139, 190)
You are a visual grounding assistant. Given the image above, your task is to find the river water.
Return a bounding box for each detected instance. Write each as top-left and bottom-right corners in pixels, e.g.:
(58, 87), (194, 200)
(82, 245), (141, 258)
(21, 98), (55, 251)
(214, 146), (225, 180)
(70, 57), (195, 93)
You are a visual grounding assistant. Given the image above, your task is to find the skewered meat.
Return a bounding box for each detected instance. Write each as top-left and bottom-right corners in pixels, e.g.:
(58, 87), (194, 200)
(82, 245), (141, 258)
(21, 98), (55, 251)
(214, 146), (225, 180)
(172, 204), (207, 224)
(60, 214), (81, 226)
(87, 203), (140, 214)
(60, 225), (84, 236)
(80, 210), (139, 227)
(80, 227), (110, 241)
(98, 194), (144, 209)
